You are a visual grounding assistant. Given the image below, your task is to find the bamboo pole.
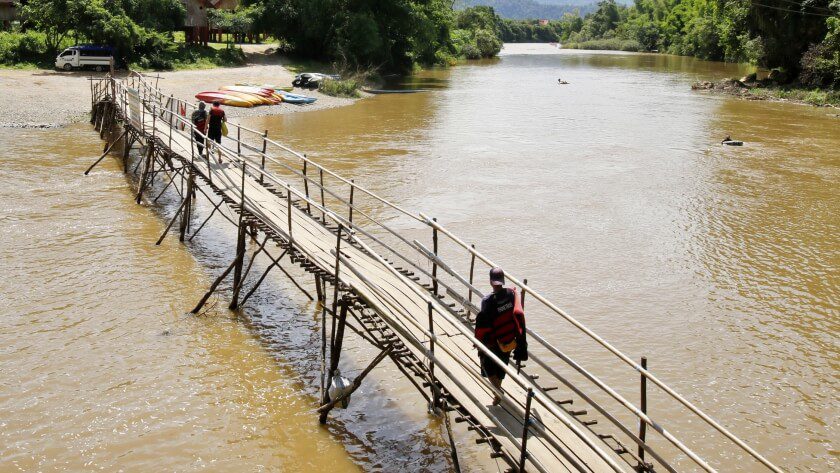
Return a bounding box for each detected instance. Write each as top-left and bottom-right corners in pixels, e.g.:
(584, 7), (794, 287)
(317, 345), (394, 415)
(84, 130), (127, 175)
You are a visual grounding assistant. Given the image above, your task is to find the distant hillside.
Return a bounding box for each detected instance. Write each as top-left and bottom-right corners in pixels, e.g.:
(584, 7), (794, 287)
(454, 0), (596, 20)
(528, 0), (632, 5)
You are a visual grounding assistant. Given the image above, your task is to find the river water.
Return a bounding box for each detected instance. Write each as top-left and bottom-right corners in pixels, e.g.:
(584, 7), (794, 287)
(1, 45), (837, 471)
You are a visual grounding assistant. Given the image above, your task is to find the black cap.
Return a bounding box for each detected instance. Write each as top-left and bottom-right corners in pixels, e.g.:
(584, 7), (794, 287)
(490, 267), (505, 287)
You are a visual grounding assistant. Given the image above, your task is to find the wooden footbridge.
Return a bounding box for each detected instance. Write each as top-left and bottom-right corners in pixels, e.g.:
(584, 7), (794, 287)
(85, 72), (782, 473)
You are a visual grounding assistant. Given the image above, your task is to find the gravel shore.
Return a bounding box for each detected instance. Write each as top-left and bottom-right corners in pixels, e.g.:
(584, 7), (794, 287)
(0, 63), (360, 128)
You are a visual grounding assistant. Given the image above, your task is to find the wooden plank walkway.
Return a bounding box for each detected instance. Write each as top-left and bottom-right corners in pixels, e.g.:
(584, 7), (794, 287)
(130, 79), (622, 473)
(83, 72), (783, 473)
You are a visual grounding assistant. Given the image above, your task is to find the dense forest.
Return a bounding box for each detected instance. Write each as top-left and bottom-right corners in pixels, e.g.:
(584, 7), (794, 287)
(0, 0), (837, 87)
(0, 0), (501, 71)
(501, 0), (840, 87)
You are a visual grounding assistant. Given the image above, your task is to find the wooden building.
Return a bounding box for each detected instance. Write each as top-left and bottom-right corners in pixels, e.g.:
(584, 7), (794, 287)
(0, 0), (17, 30)
(183, 0), (240, 45)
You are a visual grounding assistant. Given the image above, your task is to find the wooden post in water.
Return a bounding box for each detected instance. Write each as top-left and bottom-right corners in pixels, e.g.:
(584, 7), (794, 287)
(442, 398), (462, 473)
(321, 225), (344, 415)
(314, 275), (324, 302)
(637, 356), (649, 470)
(179, 167), (195, 242)
(320, 301), (348, 424)
(136, 141), (154, 204)
(230, 160), (248, 309)
(122, 128), (132, 174)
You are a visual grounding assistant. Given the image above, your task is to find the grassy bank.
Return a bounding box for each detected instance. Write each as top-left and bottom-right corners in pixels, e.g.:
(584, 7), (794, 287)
(130, 44), (247, 71)
(748, 87), (840, 107)
(563, 38), (645, 53)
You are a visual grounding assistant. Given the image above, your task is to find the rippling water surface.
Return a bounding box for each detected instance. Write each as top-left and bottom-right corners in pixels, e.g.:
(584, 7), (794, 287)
(1, 45), (837, 472)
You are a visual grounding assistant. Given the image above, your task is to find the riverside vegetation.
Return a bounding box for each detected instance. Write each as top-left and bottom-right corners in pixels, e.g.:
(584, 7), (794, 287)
(496, 0), (839, 102)
(0, 0), (836, 101)
(0, 0), (501, 71)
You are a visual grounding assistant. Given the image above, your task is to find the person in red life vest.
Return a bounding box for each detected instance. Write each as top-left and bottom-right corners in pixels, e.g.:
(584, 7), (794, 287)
(207, 100), (226, 145)
(190, 102), (208, 155)
(475, 267), (528, 405)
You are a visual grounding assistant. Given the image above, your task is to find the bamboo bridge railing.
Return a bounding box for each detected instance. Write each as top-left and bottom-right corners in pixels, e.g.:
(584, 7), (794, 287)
(83, 71), (783, 473)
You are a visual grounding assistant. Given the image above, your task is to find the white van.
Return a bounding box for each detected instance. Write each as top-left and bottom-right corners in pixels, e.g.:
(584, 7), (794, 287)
(55, 45), (113, 72)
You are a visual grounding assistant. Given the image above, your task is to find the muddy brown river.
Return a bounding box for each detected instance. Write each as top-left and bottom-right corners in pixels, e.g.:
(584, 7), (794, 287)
(1, 46), (837, 471)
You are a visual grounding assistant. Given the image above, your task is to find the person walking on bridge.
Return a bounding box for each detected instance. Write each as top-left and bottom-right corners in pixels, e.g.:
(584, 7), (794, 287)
(206, 100), (227, 163)
(191, 102), (208, 155)
(475, 267), (528, 405)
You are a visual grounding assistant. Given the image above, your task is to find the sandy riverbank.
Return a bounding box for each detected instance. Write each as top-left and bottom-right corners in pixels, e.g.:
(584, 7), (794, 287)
(0, 63), (360, 128)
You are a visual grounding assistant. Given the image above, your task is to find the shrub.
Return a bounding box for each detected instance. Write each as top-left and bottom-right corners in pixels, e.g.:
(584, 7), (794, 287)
(564, 38), (644, 52)
(319, 78), (360, 98)
(461, 44), (481, 60)
(474, 29), (502, 58)
(0, 31), (52, 65)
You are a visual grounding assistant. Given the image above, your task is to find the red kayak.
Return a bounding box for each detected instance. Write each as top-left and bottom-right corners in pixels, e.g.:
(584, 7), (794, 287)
(195, 91), (254, 108)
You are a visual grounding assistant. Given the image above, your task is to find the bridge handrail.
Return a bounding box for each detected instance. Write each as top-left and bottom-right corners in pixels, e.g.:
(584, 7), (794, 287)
(418, 216), (783, 473)
(130, 90), (629, 470)
(128, 70), (423, 223)
(103, 74), (782, 473)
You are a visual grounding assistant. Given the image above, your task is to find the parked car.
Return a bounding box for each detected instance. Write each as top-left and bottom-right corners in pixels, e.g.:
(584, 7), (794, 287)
(55, 45), (113, 72)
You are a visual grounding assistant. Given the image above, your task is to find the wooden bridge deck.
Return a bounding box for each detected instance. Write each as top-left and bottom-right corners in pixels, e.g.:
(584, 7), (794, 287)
(132, 80), (619, 473)
(82, 72), (782, 473)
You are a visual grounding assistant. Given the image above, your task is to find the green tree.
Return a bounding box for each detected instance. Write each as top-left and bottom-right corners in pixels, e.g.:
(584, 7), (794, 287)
(19, 0), (80, 52)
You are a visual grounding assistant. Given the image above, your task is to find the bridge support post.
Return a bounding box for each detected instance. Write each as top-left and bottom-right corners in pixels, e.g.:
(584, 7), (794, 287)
(136, 140), (155, 204)
(230, 160), (249, 310)
(321, 224), (345, 416)
(314, 275), (324, 302)
(191, 247), (244, 314)
(317, 344), (394, 422)
(98, 101), (110, 139)
(122, 128), (134, 174)
(229, 222), (248, 310)
(319, 301), (348, 424)
(84, 129), (127, 176)
(442, 398), (462, 473)
(179, 168), (195, 242)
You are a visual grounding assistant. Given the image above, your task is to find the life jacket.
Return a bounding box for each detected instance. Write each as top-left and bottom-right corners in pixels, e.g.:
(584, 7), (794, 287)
(208, 106), (225, 130)
(476, 288), (525, 352)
